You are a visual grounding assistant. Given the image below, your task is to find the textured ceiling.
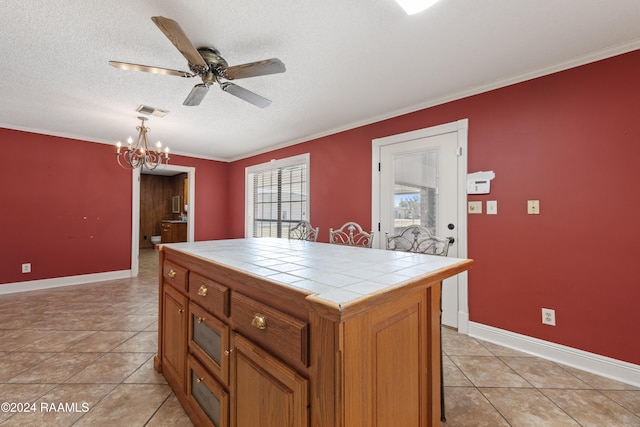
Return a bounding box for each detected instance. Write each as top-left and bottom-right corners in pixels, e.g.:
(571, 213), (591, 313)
(1, 0), (639, 161)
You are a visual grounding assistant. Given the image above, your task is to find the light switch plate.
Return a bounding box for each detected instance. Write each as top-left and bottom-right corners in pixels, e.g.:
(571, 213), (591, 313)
(487, 200), (497, 215)
(468, 201), (482, 214)
(527, 200), (540, 215)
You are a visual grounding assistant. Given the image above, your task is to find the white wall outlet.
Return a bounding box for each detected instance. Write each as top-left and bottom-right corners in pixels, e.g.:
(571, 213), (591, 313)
(542, 308), (556, 326)
(487, 200), (498, 215)
(468, 201), (482, 214)
(22, 263), (31, 273)
(527, 200), (540, 214)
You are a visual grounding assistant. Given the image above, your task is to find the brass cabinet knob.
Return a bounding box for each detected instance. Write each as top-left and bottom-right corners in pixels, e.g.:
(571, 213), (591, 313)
(168, 269), (177, 278)
(197, 316), (206, 324)
(197, 285), (208, 296)
(178, 309), (184, 314)
(196, 377), (204, 384)
(251, 313), (267, 330)
(224, 349), (232, 356)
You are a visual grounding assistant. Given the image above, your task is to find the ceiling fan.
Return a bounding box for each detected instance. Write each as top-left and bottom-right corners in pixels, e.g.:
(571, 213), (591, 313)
(109, 16), (285, 108)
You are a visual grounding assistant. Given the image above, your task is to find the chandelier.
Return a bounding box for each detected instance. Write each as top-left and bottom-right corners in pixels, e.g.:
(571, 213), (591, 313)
(115, 117), (170, 170)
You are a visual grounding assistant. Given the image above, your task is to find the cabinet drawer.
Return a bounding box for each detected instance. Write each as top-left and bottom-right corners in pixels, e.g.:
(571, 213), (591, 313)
(187, 354), (229, 427)
(188, 302), (230, 386)
(231, 293), (309, 367)
(163, 261), (188, 292)
(189, 273), (230, 319)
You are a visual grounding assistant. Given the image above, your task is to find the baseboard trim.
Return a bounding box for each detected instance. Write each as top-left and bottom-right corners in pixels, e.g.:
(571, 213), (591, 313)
(468, 322), (640, 388)
(0, 270), (132, 295)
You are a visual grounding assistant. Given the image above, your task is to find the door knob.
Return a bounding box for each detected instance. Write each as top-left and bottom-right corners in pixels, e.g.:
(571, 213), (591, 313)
(447, 237), (455, 244)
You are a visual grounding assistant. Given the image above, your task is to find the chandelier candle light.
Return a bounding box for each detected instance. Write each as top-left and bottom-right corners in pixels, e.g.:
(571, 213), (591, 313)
(116, 116), (170, 170)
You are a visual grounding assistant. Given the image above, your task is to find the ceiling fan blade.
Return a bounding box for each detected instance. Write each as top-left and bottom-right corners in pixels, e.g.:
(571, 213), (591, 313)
(109, 61), (194, 78)
(220, 82), (272, 108)
(151, 16), (207, 69)
(183, 83), (210, 106)
(223, 58), (286, 80)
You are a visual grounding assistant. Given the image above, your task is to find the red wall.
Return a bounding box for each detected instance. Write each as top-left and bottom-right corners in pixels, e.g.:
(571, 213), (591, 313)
(0, 129), (229, 284)
(228, 50), (640, 365)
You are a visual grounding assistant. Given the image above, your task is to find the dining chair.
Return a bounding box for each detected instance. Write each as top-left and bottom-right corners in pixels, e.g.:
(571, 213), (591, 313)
(385, 225), (450, 255)
(288, 220), (319, 242)
(385, 224), (451, 422)
(328, 222), (374, 248)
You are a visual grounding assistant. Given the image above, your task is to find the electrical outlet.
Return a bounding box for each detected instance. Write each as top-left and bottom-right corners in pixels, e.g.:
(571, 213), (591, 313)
(528, 200), (540, 214)
(22, 263), (31, 273)
(541, 308), (556, 326)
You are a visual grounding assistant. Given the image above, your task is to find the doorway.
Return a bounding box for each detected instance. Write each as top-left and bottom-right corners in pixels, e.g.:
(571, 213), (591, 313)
(130, 164), (196, 276)
(372, 119), (469, 331)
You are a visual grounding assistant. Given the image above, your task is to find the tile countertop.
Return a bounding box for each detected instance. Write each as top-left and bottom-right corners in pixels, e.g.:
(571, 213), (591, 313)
(162, 238), (472, 312)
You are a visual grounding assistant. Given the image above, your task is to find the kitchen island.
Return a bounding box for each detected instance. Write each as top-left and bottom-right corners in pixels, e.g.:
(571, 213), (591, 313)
(154, 238), (473, 427)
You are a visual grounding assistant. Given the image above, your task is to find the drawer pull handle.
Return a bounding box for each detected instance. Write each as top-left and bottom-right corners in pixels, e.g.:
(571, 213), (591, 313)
(197, 316), (206, 324)
(168, 269), (177, 278)
(197, 285), (208, 296)
(251, 314), (267, 330)
(196, 377), (204, 384)
(178, 309), (184, 314)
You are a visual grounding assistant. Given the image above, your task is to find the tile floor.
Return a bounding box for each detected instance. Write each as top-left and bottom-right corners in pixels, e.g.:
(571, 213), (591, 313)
(0, 248), (637, 426)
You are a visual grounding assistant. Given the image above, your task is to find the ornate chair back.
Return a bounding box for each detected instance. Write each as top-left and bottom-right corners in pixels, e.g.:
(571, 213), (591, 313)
(288, 220), (319, 242)
(329, 222), (374, 248)
(385, 225), (450, 256)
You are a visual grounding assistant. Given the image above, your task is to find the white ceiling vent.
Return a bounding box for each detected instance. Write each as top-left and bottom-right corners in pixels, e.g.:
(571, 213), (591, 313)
(136, 105), (168, 117)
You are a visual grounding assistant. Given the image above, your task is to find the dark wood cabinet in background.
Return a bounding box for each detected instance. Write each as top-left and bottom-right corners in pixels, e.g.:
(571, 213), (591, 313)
(161, 221), (187, 243)
(140, 173), (188, 248)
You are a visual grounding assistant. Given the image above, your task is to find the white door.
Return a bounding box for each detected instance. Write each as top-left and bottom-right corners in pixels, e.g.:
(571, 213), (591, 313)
(378, 131), (460, 327)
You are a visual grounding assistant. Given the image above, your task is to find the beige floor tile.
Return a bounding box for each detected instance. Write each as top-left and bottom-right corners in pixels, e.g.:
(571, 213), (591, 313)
(500, 356), (592, 389)
(0, 383), (57, 423)
(443, 333), (494, 357)
(480, 387), (581, 426)
(0, 352), (54, 382)
(123, 357), (168, 385)
(449, 355), (532, 387)
(602, 390), (640, 416)
(0, 329), (51, 351)
(442, 386), (510, 426)
(443, 354), (473, 387)
(0, 383), (115, 427)
(63, 330), (137, 352)
(73, 383), (172, 426)
(66, 352), (153, 384)
(542, 389), (640, 426)
(562, 365), (640, 390)
(8, 352), (102, 384)
(19, 330), (95, 352)
(146, 392), (194, 426)
(112, 331), (158, 353)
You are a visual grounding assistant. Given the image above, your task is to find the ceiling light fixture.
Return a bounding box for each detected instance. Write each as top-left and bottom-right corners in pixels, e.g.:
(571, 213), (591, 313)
(115, 116), (170, 170)
(395, 0), (441, 15)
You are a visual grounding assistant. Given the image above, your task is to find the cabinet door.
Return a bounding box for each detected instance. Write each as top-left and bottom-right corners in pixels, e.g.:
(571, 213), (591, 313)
(162, 284), (188, 392)
(187, 355), (229, 427)
(230, 333), (308, 427)
(189, 302), (230, 385)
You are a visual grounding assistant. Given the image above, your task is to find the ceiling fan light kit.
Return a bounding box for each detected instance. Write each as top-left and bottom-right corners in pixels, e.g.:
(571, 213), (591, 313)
(109, 16), (286, 108)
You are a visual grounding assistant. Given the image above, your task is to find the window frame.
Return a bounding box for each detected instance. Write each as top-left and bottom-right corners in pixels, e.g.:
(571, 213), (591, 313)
(244, 153), (311, 238)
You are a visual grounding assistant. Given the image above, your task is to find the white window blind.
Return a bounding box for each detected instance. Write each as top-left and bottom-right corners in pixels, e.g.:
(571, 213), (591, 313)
(245, 154), (310, 238)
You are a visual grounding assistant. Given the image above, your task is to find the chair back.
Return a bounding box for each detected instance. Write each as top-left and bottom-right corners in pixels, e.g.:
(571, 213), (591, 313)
(288, 221), (319, 242)
(329, 222), (374, 248)
(385, 225), (450, 256)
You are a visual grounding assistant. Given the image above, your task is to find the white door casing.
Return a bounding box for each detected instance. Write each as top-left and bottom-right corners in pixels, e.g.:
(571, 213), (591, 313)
(372, 119), (469, 332)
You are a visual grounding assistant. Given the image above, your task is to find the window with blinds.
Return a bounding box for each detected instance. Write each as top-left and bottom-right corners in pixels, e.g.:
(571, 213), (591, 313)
(246, 154), (310, 238)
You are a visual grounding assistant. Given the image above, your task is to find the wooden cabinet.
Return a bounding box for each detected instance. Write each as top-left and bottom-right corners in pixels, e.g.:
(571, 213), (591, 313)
(230, 333), (308, 427)
(161, 282), (188, 392)
(161, 221), (187, 243)
(155, 241), (472, 427)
